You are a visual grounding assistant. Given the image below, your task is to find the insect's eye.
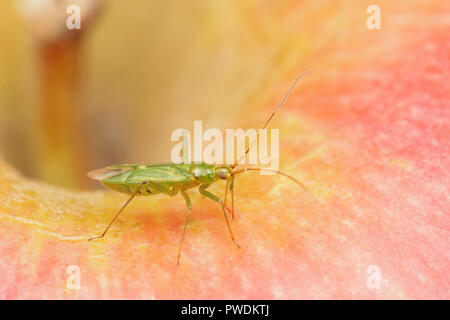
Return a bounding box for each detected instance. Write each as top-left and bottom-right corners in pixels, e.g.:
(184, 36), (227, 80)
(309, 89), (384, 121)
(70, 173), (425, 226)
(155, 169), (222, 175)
(218, 170), (228, 179)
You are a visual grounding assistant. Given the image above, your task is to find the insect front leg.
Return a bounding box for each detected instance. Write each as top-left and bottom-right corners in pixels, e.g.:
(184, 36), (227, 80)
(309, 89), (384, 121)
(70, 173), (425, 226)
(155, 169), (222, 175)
(199, 184), (240, 248)
(223, 176), (235, 220)
(224, 179), (229, 208)
(230, 175), (235, 220)
(223, 180), (232, 219)
(177, 191), (191, 265)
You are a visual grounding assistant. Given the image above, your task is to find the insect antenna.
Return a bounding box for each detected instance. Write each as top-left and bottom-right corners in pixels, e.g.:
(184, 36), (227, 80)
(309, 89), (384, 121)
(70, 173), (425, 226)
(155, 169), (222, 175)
(231, 70), (310, 169)
(232, 167), (313, 197)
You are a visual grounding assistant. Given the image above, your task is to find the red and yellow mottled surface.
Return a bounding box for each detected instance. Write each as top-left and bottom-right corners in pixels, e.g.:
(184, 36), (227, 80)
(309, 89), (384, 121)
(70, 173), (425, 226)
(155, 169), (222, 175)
(0, 1), (449, 299)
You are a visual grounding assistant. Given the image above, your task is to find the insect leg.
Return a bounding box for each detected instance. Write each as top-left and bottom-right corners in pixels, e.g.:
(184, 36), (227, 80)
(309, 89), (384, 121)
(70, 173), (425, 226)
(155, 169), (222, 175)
(224, 177), (235, 219)
(88, 181), (147, 241)
(230, 175), (235, 220)
(224, 179), (229, 209)
(199, 184), (240, 248)
(223, 179), (233, 219)
(177, 191), (191, 265)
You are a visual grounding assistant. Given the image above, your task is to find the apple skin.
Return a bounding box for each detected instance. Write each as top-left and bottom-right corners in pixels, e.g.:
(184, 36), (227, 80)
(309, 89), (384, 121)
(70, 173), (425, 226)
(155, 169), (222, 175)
(0, 2), (449, 299)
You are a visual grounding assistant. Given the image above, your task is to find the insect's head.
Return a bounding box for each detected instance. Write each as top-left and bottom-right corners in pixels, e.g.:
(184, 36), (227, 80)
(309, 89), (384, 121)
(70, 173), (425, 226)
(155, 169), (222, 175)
(215, 166), (232, 180)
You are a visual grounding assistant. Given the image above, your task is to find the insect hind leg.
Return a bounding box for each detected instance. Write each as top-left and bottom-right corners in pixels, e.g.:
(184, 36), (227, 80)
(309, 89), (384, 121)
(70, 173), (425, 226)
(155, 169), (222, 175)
(88, 181), (148, 241)
(88, 180), (177, 242)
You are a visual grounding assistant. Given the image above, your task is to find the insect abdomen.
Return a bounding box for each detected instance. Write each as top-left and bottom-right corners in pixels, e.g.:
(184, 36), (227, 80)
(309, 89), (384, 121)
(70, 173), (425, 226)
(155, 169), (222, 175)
(102, 181), (159, 195)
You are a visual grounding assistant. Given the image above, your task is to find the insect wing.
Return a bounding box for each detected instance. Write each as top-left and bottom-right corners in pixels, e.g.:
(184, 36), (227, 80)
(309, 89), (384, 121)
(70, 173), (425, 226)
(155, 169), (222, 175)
(87, 166), (135, 181)
(125, 165), (192, 184)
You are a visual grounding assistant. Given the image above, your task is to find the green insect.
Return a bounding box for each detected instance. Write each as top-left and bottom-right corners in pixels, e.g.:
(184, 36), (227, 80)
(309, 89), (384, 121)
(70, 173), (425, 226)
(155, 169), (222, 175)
(87, 71), (311, 264)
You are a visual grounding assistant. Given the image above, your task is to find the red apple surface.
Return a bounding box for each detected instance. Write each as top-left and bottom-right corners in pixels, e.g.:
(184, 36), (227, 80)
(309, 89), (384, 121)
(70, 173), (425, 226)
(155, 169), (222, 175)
(0, 1), (448, 299)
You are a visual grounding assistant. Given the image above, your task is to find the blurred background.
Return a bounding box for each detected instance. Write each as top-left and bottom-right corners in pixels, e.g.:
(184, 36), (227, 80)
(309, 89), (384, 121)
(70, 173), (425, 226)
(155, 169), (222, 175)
(0, 0), (431, 189)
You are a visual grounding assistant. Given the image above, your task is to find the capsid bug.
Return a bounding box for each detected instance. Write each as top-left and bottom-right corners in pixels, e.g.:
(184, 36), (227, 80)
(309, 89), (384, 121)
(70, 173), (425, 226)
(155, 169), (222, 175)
(87, 71), (311, 264)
